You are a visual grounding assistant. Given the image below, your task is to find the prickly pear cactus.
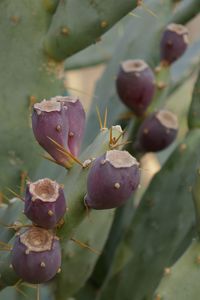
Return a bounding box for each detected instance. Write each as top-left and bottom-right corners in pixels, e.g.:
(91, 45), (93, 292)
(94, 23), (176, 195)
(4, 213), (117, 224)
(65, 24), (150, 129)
(0, 0), (200, 300)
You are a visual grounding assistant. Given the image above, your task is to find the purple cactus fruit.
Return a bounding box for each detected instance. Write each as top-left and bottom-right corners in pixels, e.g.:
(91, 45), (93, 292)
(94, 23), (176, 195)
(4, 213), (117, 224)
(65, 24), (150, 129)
(32, 98), (70, 166)
(160, 23), (189, 65)
(116, 59), (155, 116)
(85, 150), (140, 209)
(52, 96), (85, 157)
(32, 96), (85, 166)
(137, 109), (178, 152)
(24, 178), (66, 229)
(11, 227), (61, 284)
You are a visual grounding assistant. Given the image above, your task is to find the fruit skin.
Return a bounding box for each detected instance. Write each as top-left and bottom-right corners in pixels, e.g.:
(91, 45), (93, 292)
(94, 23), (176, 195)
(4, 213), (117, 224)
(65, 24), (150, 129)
(85, 150), (140, 210)
(137, 110), (178, 152)
(11, 227), (61, 284)
(32, 98), (70, 166)
(53, 96), (86, 157)
(24, 178), (66, 229)
(116, 59), (155, 116)
(160, 23), (189, 65)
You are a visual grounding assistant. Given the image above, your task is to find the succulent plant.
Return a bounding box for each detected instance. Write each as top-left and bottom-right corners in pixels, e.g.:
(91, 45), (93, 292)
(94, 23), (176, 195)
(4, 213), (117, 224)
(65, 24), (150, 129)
(0, 0), (200, 300)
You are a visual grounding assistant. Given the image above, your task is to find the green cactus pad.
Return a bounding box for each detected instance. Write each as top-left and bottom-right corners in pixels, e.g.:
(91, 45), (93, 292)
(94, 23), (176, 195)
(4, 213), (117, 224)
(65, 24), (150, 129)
(0, 0), (63, 194)
(44, 0), (137, 61)
(155, 240), (200, 300)
(188, 70), (200, 129)
(96, 129), (200, 300)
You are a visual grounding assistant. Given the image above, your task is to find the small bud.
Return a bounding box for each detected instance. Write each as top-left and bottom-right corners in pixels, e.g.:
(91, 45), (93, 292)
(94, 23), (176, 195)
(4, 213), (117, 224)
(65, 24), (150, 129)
(11, 227), (61, 284)
(137, 110), (178, 152)
(160, 23), (189, 65)
(116, 59), (155, 116)
(24, 178), (66, 229)
(85, 150), (140, 209)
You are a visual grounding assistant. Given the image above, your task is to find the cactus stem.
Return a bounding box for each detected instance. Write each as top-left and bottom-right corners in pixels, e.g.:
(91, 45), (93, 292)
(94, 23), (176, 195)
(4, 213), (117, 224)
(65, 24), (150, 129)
(70, 237), (101, 255)
(6, 187), (24, 202)
(192, 170), (200, 238)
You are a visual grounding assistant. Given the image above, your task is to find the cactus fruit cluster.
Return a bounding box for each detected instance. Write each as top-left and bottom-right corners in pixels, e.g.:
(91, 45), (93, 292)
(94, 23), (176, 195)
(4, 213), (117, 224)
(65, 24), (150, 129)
(0, 0), (200, 299)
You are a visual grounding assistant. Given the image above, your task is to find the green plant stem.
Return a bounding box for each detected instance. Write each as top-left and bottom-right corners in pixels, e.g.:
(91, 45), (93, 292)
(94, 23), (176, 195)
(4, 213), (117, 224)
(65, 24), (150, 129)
(192, 169), (200, 238)
(171, 0), (200, 24)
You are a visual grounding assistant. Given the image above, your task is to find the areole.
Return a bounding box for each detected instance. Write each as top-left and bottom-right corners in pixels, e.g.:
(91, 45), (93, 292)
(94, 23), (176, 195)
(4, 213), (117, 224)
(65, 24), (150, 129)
(121, 59), (148, 73)
(156, 110), (178, 130)
(105, 150), (139, 168)
(34, 99), (61, 112)
(167, 23), (188, 35)
(29, 178), (59, 203)
(20, 227), (54, 252)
